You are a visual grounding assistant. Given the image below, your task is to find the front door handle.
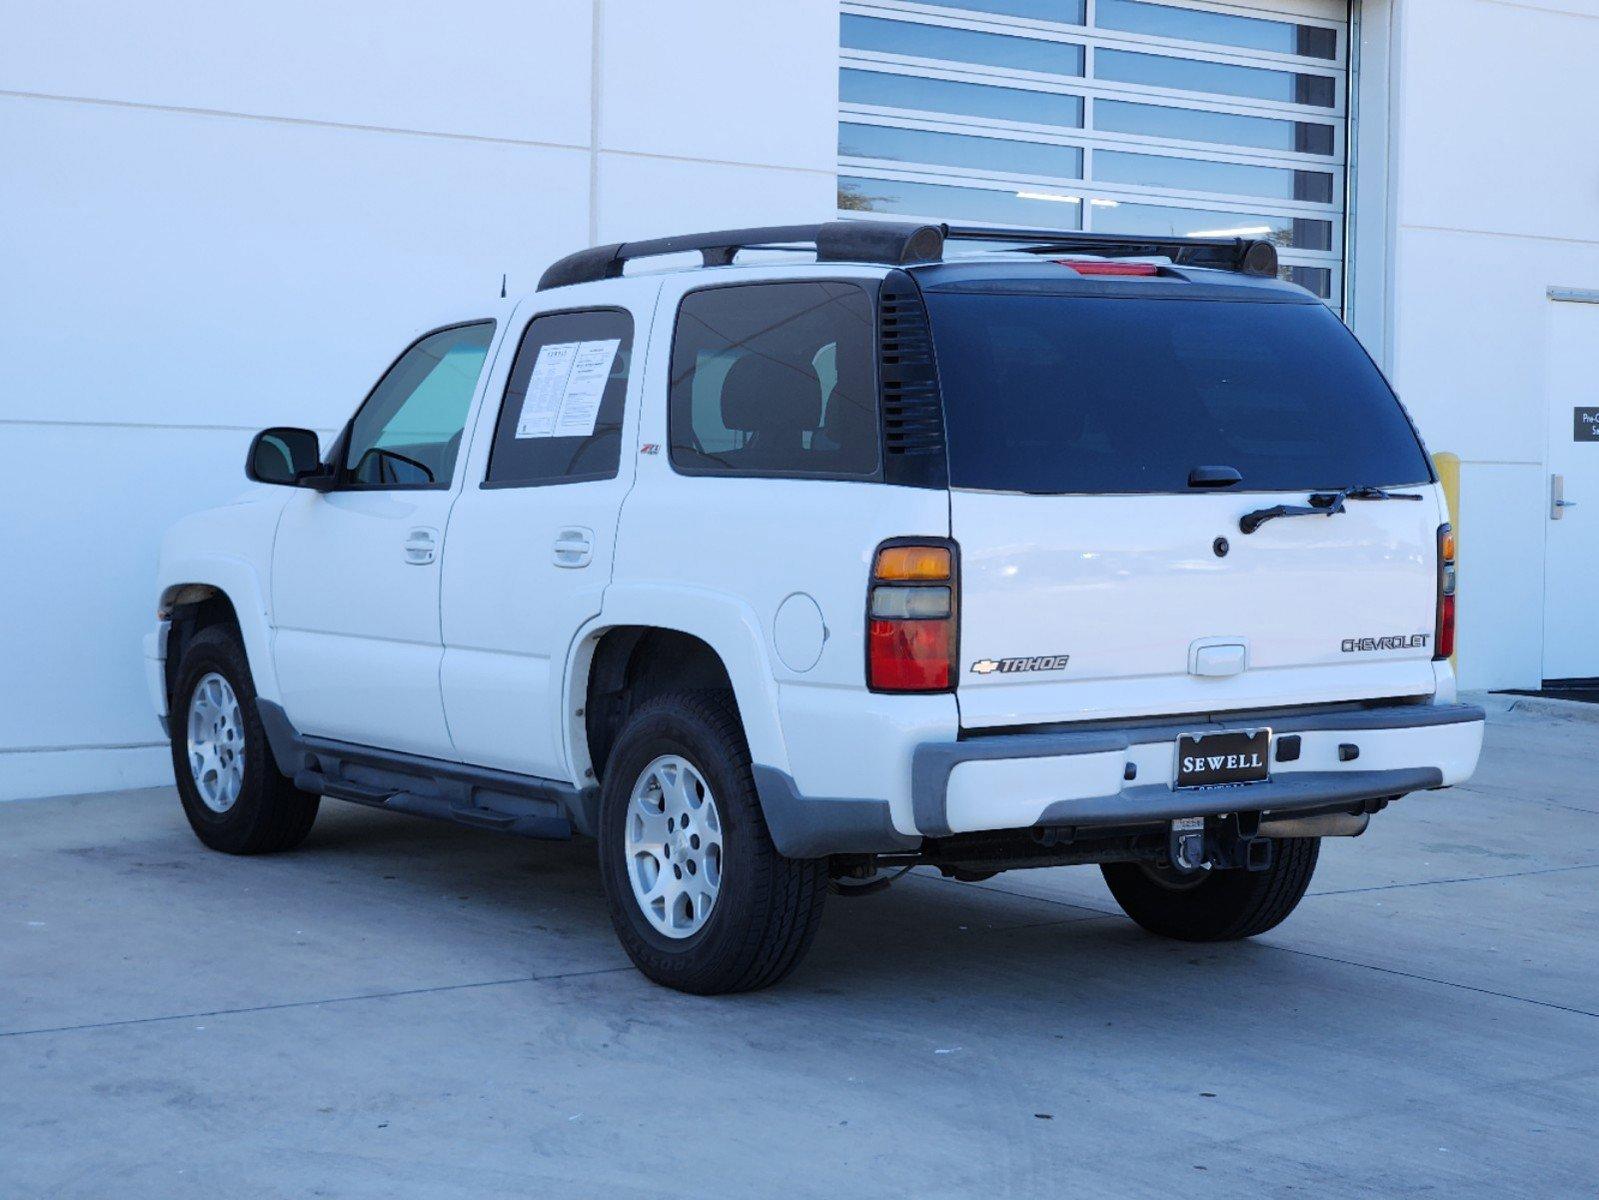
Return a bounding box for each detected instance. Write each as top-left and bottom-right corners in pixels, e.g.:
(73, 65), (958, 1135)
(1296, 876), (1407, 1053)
(403, 526), (439, 565)
(1552, 474), (1579, 520)
(553, 527), (594, 569)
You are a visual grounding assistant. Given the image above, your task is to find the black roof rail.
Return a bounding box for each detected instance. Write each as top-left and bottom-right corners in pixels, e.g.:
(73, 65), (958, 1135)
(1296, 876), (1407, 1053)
(942, 224), (1279, 277)
(537, 220), (945, 290)
(535, 220), (1279, 291)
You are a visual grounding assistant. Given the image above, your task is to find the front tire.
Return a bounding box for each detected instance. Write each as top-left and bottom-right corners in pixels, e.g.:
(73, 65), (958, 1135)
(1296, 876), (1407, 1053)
(597, 691), (826, 994)
(1101, 837), (1320, 941)
(169, 625), (319, 855)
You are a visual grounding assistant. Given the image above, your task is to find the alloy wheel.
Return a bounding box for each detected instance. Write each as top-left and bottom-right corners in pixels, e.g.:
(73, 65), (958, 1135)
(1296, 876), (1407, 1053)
(187, 671), (246, 813)
(624, 755), (724, 939)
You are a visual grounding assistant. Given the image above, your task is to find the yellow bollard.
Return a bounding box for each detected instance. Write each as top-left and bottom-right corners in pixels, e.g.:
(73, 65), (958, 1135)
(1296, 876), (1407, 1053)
(1434, 452), (1460, 529)
(1433, 452), (1460, 670)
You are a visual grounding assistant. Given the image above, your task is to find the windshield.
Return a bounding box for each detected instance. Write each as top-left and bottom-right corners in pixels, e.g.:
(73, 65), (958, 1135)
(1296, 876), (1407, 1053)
(923, 291), (1433, 494)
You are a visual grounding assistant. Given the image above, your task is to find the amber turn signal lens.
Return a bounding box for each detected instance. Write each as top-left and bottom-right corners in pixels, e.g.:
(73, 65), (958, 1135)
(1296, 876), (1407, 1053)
(873, 545), (951, 581)
(1441, 531), (1456, 561)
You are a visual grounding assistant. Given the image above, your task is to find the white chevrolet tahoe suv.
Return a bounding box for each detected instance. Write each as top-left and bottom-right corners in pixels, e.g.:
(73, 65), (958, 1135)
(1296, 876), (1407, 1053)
(148, 221), (1485, 994)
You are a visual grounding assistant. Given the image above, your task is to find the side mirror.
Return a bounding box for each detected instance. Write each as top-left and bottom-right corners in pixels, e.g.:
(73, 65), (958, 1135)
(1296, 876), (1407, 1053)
(246, 427), (327, 487)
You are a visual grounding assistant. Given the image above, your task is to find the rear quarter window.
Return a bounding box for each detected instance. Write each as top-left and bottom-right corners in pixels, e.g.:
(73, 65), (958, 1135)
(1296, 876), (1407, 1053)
(668, 281), (879, 479)
(923, 291), (1433, 494)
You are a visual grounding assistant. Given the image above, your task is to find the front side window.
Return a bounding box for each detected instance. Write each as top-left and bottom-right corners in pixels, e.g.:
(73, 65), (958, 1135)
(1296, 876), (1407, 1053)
(669, 281), (878, 479)
(344, 322), (494, 488)
(485, 308), (633, 487)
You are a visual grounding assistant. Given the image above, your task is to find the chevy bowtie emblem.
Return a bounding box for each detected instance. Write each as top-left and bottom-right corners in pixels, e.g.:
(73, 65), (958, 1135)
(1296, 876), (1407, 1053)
(970, 655), (1069, 675)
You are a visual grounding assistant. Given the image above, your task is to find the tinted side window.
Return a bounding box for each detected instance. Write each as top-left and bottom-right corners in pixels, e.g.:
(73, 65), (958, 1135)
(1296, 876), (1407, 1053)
(669, 282), (878, 478)
(486, 309), (633, 487)
(344, 322), (494, 488)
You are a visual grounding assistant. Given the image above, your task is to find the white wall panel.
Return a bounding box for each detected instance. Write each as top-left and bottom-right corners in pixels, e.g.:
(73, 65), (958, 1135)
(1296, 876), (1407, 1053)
(0, 754), (170, 805)
(0, 0), (593, 147)
(1389, 228), (1572, 468)
(595, 153), (836, 243)
(1, 425), (260, 797)
(1452, 463), (1547, 692)
(0, 96), (589, 431)
(600, 0), (839, 170)
(1395, 0), (1599, 243)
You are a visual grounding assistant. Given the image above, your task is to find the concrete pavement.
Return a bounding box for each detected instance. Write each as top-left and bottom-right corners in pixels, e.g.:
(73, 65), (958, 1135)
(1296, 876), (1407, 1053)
(2, 700), (1595, 1198)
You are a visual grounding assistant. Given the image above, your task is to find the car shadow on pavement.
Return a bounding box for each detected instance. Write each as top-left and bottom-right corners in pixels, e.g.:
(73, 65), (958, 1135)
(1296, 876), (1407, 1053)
(264, 799), (1328, 1012)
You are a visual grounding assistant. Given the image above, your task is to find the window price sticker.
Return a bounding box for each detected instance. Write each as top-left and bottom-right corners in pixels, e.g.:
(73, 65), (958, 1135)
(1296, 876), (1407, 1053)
(515, 339), (621, 439)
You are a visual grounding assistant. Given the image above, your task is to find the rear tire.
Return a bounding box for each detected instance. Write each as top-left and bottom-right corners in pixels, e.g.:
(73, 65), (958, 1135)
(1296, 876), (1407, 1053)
(597, 691), (826, 994)
(1101, 837), (1320, 941)
(169, 625), (319, 855)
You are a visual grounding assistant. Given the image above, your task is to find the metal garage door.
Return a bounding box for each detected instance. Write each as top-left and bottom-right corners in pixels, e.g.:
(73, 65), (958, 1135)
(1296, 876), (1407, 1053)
(838, 0), (1347, 305)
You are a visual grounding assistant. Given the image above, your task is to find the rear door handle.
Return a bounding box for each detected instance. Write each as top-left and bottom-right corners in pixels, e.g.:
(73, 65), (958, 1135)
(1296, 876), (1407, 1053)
(403, 526), (439, 565)
(553, 527), (594, 569)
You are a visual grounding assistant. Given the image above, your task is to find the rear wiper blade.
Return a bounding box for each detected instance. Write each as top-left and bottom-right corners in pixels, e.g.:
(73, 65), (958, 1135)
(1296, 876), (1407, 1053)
(1239, 483), (1426, 534)
(1343, 485), (1424, 501)
(1239, 495), (1346, 535)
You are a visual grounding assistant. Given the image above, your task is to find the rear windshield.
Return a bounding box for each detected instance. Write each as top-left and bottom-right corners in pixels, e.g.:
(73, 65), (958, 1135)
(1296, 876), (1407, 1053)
(923, 292), (1432, 494)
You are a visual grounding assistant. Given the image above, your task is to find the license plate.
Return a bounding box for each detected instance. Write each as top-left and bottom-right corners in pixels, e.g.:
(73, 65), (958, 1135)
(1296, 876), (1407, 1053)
(1175, 729), (1271, 789)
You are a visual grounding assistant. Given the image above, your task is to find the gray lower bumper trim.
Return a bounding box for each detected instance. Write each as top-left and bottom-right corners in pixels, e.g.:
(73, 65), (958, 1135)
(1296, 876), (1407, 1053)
(751, 766), (919, 859)
(1033, 768), (1442, 829)
(912, 731), (1127, 837)
(912, 702), (1483, 838)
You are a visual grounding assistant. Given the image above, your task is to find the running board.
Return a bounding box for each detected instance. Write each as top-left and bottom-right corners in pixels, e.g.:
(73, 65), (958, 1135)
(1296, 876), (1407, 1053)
(307, 775), (395, 805)
(258, 700), (599, 840)
(294, 769), (574, 840)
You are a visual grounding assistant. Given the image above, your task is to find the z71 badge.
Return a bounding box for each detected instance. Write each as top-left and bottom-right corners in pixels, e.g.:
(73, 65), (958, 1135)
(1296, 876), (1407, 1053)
(970, 655), (1070, 675)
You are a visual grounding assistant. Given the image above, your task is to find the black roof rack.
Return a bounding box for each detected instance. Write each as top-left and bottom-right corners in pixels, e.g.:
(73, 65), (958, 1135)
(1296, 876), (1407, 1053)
(941, 225), (1279, 277)
(537, 221), (944, 290)
(536, 220), (1277, 290)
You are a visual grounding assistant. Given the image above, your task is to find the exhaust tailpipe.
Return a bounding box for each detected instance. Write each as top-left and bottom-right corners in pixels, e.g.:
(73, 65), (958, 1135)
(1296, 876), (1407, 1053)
(1258, 812), (1370, 839)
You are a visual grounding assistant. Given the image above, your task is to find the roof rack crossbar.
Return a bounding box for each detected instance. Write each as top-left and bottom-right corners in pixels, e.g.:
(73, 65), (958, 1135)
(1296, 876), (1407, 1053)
(536, 220), (1280, 290)
(941, 225), (1279, 277)
(537, 221), (945, 290)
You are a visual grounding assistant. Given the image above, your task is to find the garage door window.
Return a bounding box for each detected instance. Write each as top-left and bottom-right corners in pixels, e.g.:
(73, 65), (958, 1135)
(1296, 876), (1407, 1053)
(839, 0), (1347, 306)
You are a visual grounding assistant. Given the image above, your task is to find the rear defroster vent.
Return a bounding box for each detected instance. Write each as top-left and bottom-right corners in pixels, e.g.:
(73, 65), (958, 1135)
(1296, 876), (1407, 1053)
(878, 272), (947, 488)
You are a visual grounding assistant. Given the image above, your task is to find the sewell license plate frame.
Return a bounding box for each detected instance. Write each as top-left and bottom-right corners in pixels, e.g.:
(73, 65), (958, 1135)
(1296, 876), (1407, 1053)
(1174, 728), (1271, 789)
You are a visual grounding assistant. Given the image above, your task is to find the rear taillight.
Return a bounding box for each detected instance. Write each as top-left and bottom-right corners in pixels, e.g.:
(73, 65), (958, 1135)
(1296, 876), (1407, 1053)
(1434, 523), (1456, 660)
(867, 541), (957, 692)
